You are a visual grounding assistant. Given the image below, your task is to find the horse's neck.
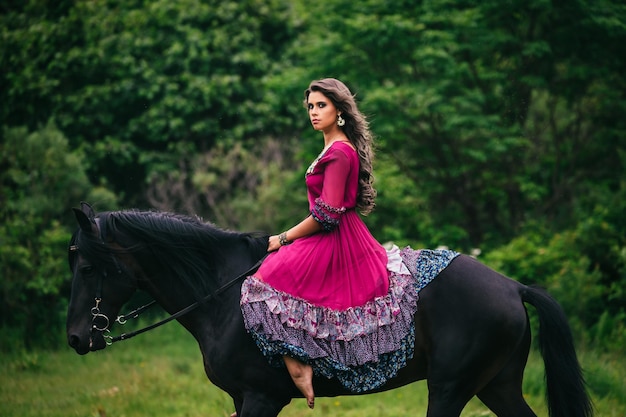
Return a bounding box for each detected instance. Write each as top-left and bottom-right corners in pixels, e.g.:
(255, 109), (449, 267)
(219, 235), (268, 278)
(130, 234), (267, 351)
(138, 234), (266, 312)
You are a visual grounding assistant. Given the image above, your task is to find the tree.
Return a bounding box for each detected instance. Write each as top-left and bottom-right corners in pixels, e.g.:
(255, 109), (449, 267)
(0, 122), (117, 350)
(2, 0), (624, 348)
(1, 0), (299, 206)
(280, 0), (626, 251)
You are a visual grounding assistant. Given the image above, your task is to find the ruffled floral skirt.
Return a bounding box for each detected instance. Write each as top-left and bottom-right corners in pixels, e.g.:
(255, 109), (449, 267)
(240, 247), (459, 392)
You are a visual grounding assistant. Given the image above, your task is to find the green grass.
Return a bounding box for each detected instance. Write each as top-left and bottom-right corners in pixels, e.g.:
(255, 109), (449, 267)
(1, 323), (625, 417)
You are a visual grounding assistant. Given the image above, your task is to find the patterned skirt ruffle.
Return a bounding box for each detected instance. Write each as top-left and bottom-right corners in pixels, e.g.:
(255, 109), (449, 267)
(240, 247), (459, 392)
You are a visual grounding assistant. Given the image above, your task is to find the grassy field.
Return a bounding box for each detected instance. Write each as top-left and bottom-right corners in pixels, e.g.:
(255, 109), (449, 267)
(1, 322), (625, 417)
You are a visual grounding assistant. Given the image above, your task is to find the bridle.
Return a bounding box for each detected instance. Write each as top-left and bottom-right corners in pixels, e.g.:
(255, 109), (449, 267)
(69, 237), (123, 345)
(69, 240), (267, 346)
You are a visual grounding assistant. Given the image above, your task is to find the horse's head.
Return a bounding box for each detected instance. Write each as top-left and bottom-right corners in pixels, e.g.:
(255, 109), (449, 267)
(66, 202), (138, 354)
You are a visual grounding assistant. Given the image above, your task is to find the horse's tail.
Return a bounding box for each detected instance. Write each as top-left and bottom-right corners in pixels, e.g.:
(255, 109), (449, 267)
(521, 285), (593, 417)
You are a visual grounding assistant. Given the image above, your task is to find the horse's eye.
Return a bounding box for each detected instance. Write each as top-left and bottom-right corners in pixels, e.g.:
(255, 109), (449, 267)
(80, 265), (94, 276)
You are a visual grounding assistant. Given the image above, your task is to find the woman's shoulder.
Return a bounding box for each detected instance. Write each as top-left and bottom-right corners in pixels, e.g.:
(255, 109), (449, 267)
(320, 143), (356, 166)
(333, 140), (356, 151)
(327, 141), (357, 159)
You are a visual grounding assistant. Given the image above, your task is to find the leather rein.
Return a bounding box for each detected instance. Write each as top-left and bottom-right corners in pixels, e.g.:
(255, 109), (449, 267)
(70, 241), (267, 346)
(111, 255), (266, 344)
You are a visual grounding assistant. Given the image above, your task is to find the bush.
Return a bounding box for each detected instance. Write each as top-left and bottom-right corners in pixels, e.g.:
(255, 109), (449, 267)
(0, 122), (117, 351)
(482, 220), (622, 348)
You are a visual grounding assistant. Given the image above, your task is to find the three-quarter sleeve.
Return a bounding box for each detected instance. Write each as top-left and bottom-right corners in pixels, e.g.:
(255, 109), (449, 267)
(311, 149), (350, 231)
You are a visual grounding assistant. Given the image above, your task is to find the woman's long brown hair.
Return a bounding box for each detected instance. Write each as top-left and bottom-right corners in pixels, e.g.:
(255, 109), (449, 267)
(304, 78), (377, 215)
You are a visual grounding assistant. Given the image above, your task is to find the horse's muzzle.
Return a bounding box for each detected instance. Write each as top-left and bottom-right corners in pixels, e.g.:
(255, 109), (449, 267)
(68, 331), (107, 355)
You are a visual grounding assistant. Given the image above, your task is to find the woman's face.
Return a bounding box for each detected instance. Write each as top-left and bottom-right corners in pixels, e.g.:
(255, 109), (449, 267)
(307, 91), (340, 132)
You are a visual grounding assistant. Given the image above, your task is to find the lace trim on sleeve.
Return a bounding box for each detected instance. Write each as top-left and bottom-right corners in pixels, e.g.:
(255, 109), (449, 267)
(311, 197), (346, 231)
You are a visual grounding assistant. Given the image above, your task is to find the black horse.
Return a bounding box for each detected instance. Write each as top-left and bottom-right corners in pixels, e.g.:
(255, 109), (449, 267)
(66, 203), (593, 417)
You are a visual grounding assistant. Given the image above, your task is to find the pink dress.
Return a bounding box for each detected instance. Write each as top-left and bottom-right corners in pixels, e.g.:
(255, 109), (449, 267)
(241, 142), (421, 392)
(254, 142), (389, 308)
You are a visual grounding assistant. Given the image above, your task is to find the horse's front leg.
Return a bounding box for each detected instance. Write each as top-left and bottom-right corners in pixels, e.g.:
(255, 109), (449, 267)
(230, 398), (242, 417)
(238, 392), (289, 417)
(200, 338), (292, 417)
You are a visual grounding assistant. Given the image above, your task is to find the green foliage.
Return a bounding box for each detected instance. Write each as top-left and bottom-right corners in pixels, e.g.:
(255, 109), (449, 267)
(1, 0), (625, 352)
(144, 136), (307, 232)
(592, 311), (626, 353)
(482, 190), (626, 350)
(1, 0), (299, 204)
(8, 350), (41, 372)
(574, 180), (626, 315)
(367, 153), (471, 248)
(482, 227), (603, 339)
(284, 0), (626, 251)
(0, 122), (117, 350)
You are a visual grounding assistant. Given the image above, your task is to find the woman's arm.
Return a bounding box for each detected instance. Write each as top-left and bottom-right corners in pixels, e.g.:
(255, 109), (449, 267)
(267, 215), (322, 252)
(267, 147), (351, 252)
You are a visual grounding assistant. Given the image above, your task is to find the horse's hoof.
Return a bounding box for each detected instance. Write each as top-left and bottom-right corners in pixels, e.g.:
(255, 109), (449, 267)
(307, 398), (315, 409)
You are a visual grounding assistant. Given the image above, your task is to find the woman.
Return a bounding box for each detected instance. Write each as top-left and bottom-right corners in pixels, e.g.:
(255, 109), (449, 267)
(241, 78), (416, 408)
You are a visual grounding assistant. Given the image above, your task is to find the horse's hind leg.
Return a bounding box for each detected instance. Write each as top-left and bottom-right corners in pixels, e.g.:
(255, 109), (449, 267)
(425, 381), (474, 417)
(477, 378), (536, 417)
(477, 371), (536, 417)
(477, 325), (537, 417)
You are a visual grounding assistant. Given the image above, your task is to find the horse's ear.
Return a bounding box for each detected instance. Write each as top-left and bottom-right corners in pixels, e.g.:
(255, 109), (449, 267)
(80, 201), (96, 220)
(73, 202), (97, 235)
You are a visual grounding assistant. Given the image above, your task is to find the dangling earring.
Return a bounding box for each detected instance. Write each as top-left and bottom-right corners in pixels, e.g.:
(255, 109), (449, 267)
(337, 114), (345, 127)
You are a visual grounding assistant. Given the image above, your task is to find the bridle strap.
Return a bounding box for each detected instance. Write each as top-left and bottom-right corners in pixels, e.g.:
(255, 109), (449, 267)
(116, 300), (157, 325)
(109, 254), (268, 344)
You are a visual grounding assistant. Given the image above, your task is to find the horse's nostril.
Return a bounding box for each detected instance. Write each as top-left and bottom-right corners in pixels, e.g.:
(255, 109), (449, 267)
(69, 334), (80, 348)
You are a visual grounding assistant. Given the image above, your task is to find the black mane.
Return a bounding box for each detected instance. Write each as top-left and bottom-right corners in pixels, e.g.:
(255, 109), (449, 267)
(73, 209), (268, 297)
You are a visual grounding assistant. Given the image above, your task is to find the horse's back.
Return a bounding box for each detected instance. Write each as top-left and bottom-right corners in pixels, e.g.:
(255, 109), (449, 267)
(416, 254), (528, 350)
(328, 254), (531, 395)
(412, 254), (530, 391)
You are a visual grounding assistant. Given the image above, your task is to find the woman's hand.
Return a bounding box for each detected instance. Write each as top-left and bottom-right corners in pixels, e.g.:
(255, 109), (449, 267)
(267, 235), (282, 252)
(266, 215), (322, 252)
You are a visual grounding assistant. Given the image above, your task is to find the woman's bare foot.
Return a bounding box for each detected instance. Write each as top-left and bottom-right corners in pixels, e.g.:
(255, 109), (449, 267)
(283, 356), (315, 409)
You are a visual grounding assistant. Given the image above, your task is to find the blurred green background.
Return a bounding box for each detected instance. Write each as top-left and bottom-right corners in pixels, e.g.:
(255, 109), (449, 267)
(1, 0), (624, 404)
